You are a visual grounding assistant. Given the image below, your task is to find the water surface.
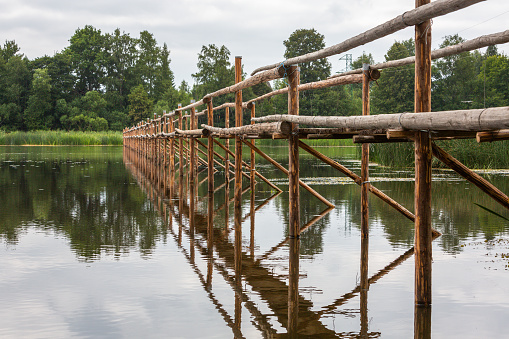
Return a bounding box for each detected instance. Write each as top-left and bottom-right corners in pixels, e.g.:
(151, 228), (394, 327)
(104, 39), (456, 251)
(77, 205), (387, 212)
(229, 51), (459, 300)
(1, 145), (508, 338)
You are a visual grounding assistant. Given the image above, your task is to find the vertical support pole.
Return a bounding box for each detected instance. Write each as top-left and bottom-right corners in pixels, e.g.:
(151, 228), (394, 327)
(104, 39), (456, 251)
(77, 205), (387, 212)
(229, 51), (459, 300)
(190, 102), (197, 187)
(287, 65), (300, 238)
(249, 103), (256, 190)
(234, 56), (243, 283)
(169, 113), (175, 198)
(361, 64), (370, 239)
(225, 107), (230, 184)
(207, 99), (214, 193)
(177, 103), (183, 188)
(415, 0), (433, 307)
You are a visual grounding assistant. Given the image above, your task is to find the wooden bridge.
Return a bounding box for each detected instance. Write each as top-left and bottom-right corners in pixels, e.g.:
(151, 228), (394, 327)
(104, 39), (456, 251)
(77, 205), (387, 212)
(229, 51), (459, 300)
(123, 0), (509, 336)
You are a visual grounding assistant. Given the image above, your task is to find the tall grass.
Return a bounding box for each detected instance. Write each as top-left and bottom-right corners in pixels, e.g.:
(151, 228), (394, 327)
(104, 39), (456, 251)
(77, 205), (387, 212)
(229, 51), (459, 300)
(0, 131), (123, 146)
(371, 139), (509, 169)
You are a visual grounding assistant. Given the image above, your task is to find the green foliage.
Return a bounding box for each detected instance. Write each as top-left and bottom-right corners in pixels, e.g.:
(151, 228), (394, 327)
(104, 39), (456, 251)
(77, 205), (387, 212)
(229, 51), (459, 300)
(24, 69), (53, 130)
(128, 85), (153, 123)
(283, 28), (331, 83)
(371, 39), (415, 115)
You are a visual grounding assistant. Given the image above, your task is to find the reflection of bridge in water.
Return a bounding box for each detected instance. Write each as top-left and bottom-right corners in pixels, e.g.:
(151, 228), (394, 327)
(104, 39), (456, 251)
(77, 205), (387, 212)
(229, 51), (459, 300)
(124, 146), (438, 337)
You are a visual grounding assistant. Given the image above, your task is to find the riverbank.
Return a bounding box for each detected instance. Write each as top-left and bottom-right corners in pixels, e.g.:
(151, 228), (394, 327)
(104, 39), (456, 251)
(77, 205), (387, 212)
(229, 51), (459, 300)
(0, 131), (122, 146)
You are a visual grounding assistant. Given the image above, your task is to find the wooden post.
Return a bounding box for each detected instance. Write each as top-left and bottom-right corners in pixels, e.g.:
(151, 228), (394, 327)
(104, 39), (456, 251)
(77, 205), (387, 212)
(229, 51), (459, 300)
(361, 64), (370, 239)
(234, 56), (243, 283)
(177, 103), (184, 190)
(206, 99), (214, 193)
(414, 0), (433, 307)
(234, 56), (243, 213)
(169, 113), (175, 198)
(288, 65), (300, 238)
(190, 102), (197, 187)
(250, 103), (256, 191)
(225, 107), (230, 184)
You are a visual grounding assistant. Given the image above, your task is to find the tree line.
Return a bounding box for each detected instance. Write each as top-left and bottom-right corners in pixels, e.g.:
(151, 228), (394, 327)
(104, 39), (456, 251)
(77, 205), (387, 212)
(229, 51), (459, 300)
(1, 26), (508, 132)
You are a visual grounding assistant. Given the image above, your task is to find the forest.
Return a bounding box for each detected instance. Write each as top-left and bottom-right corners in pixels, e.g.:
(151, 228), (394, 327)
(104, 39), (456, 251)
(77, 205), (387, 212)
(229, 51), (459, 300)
(1, 26), (508, 133)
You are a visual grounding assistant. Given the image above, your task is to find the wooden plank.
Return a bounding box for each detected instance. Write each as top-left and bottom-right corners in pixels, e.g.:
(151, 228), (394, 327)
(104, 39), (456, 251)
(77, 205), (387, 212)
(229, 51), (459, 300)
(251, 106), (509, 131)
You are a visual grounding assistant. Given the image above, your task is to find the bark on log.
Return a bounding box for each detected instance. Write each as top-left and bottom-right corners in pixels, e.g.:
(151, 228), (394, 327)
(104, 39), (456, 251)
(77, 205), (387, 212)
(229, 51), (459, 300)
(250, 0), (484, 75)
(251, 107), (509, 131)
(476, 129), (509, 142)
(331, 30), (509, 78)
(174, 128), (205, 136)
(201, 121), (292, 136)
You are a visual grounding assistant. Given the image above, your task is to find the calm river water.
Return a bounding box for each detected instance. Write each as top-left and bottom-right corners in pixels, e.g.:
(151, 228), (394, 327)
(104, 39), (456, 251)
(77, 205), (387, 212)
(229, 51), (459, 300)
(1, 145), (508, 338)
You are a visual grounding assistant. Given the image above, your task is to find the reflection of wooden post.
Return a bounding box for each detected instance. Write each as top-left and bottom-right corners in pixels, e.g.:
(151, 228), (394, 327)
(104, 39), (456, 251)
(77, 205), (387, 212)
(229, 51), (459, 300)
(250, 185), (255, 257)
(288, 65), (300, 238)
(207, 194), (214, 288)
(414, 306), (432, 339)
(415, 0), (433, 307)
(288, 238), (300, 337)
(361, 64), (370, 239)
(360, 234), (369, 337)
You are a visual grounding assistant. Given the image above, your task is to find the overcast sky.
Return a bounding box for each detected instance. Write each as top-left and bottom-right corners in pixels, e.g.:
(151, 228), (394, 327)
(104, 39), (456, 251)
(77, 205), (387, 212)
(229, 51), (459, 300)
(1, 0), (508, 86)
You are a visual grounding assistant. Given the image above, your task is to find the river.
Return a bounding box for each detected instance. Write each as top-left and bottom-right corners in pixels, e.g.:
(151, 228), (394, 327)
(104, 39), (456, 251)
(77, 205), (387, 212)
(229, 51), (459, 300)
(1, 145), (508, 338)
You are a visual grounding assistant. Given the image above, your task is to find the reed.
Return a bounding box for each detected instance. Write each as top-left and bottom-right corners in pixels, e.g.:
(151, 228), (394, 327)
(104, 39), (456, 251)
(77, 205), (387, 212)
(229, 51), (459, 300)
(0, 131), (123, 146)
(371, 139), (509, 169)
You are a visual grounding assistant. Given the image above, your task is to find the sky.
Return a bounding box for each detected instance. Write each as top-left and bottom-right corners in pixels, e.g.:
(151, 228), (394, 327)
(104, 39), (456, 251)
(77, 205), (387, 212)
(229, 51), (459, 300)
(1, 0), (508, 87)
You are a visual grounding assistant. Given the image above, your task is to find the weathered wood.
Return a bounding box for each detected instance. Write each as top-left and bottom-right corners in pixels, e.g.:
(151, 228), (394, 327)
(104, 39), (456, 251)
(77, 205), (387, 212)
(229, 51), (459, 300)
(202, 121), (292, 136)
(250, 0), (484, 75)
(432, 142), (509, 210)
(331, 30), (509, 78)
(361, 65), (370, 239)
(207, 99), (214, 193)
(388, 129), (477, 140)
(414, 0), (433, 307)
(288, 65), (300, 238)
(234, 57), (243, 274)
(251, 107), (509, 131)
(225, 107), (231, 184)
(354, 135), (411, 143)
(174, 128), (205, 136)
(243, 139), (334, 208)
(477, 129), (509, 143)
(250, 103), (256, 194)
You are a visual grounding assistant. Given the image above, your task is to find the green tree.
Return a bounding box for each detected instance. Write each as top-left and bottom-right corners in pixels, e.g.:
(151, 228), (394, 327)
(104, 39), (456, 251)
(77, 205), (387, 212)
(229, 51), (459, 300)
(192, 44), (234, 100)
(371, 39), (415, 114)
(432, 35), (479, 111)
(128, 85), (153, 123)
(68, 25), (105, 94)
(283, 28), (331, 84)
(24, 69), (53, 130)
(479, 54), (509, 107)
(0, 55), (31, 130)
